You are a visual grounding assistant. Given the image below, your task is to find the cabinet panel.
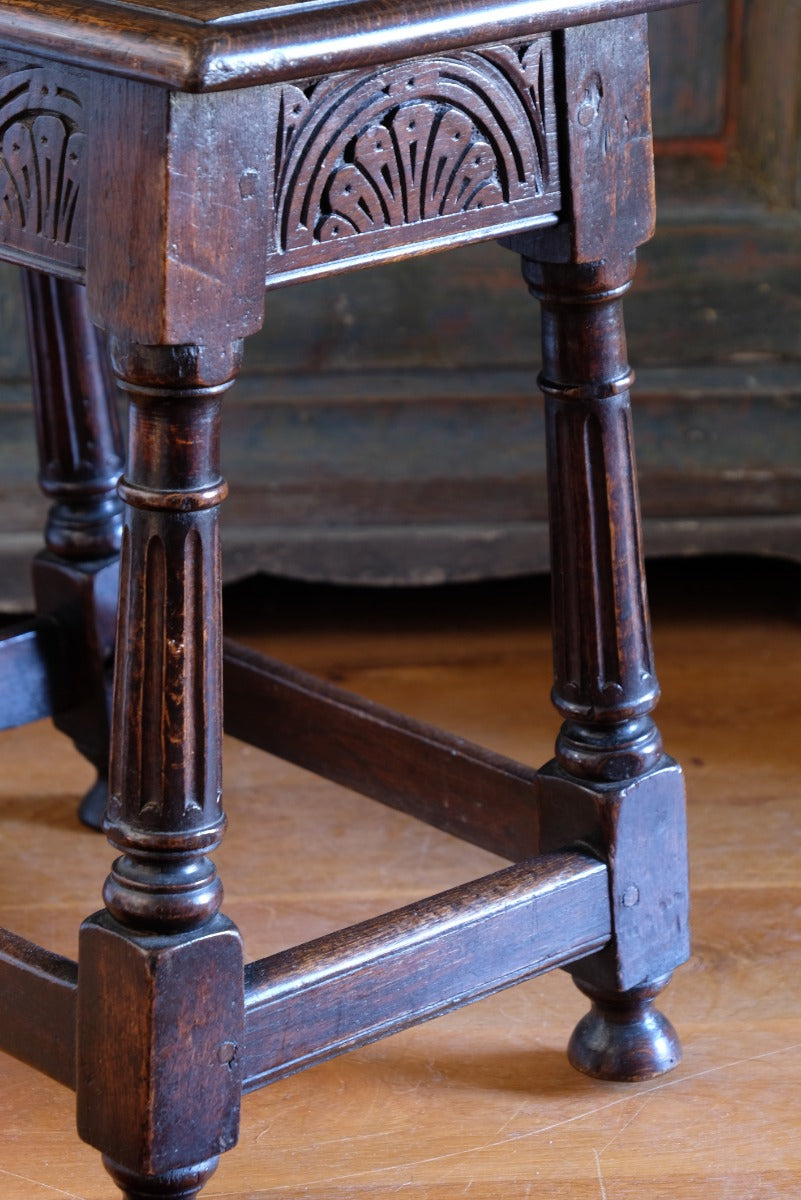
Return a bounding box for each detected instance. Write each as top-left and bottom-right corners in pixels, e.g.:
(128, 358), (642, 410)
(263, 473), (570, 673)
(1, 4), (799, 603)
(649, 0), (730, 139)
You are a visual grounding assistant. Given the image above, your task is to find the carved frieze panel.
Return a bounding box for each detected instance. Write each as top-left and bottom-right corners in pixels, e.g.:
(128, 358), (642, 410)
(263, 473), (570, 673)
(267, 38), (561, 283)
(0, 42), (558, 294)
(0, 60), (87, 275)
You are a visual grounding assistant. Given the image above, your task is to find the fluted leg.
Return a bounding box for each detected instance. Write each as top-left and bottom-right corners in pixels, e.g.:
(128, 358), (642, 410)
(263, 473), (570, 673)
(526, 252), (690, 1080)
(23, 270), (124, 827)
(76, 341), (245, 1199)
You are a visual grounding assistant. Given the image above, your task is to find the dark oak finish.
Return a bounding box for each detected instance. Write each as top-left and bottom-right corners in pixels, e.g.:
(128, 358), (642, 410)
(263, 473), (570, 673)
(262, 38), (561, 285)
(242, 851), (611, 1091)
(0, 619), (63, 727)
(0, 0), (688, 91)
(223, 639), (539, 860)
(0, 3), (690, 1197)
(23, 270), (124, 826)
(0, 927), (77, 1089)
(77, 912), (244, 1182)
(75, 343), (248, 1197)
(504, 18), (689, 1073)
(22, 272), (122, 563)
(102, 344), (238, 934)
(525, 248), (690, 1068)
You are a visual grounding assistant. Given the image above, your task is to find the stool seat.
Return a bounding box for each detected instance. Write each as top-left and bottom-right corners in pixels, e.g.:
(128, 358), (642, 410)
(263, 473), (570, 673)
(0, 3), (691, 1196)
(0, 0), (679, 89)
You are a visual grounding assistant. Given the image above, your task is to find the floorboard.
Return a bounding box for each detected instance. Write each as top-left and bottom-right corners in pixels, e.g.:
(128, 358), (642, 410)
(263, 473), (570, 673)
(1, 557), (799, 1198)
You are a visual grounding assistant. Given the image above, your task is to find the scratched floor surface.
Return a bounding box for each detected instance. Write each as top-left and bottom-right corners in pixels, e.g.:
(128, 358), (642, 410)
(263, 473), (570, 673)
(1, 558), (800, 1199)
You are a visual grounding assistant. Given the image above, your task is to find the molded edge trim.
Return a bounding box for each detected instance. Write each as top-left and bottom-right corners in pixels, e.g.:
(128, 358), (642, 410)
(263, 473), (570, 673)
(0, 0), (691, 91)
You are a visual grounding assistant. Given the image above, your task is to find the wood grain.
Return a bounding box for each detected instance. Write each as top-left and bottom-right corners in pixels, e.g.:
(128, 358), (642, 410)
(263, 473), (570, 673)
(0, 558), (799, 1196)
(0, 927), (76, 1088)
(242, 850), (610, 1091)
(223, 640), (539, 859)
(0, 0), (692, 90)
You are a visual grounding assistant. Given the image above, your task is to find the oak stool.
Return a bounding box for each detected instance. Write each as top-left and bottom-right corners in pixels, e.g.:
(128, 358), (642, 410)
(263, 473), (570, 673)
(0, 3), (690, 1197)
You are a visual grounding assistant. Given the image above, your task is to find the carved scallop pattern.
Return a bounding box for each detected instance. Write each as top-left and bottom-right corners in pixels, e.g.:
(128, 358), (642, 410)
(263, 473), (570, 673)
(274, 39), (558, 255)
(0, 66), (86, 257)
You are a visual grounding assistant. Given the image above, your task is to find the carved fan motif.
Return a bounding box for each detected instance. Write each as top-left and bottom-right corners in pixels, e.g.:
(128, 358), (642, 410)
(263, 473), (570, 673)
(0, 67), (85, 248)
(275, 40), (556, 254)
(316, 105), (504, 242)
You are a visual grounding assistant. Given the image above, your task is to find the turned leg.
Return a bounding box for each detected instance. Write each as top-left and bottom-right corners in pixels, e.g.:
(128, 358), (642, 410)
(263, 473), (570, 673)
(22, 270), (125, 827)
(75, 341), (245, 1199)
(525, 252), (690, 1080)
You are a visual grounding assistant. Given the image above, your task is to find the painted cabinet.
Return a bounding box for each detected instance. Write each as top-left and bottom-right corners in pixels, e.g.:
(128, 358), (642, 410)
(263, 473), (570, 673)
(1, 1), (798, 604)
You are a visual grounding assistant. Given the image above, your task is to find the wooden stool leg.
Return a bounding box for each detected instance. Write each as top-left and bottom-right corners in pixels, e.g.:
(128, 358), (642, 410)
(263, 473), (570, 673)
(75, 341), (245, 1199)
(100, 1157), (222, 1199)
(524, 251), (690, 1080)
(22, 269), (125, 827)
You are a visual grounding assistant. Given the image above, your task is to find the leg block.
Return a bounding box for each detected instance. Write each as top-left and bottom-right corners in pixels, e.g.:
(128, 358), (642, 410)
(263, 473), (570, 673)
(538, 759), (689, 1078)
(76, 912), (244, 1179)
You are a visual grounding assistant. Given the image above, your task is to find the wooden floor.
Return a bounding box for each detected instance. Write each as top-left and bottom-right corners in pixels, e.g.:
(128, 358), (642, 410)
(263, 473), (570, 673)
(1, 556), (800, 1198)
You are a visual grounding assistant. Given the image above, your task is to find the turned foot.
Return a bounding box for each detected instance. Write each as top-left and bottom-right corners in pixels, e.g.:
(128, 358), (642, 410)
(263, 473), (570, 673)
(78, 776), (108, 830)
(568, 975), (681, 1081)
(103, 1156), (219, 1200)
